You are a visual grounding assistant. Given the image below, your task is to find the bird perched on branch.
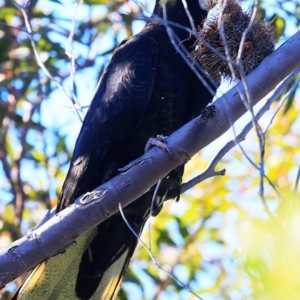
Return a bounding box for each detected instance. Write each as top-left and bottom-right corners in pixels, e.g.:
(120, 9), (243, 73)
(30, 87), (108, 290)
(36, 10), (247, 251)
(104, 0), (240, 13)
(13, 0), (213, 299)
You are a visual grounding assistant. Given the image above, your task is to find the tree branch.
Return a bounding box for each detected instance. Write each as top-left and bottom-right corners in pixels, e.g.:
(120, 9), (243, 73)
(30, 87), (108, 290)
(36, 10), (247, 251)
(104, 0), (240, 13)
(0, 30), (299, 289)
(180, 66), (300, 196)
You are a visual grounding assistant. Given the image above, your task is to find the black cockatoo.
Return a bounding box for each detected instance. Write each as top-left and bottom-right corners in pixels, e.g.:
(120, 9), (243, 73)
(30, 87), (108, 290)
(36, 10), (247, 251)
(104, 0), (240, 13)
(13, 0), (213, 299)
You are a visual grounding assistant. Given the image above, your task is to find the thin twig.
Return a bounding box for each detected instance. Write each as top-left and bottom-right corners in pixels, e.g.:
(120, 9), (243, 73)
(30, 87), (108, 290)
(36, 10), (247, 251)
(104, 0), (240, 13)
(160, 2), (217, 96)
(265, 76), (300, 134)
(148, 179), (162, 253)
(180, 68), (300, 213)
(181, 0), (196, 32)
(0, 20), (27, 32)
(152, 213), (213, 300)
(292, 166), (300, 201)
(217, 0), (272, 217)
(65, 0), (82, 110)
(118, 203), (204, 300)
(14, 2), (84, 122)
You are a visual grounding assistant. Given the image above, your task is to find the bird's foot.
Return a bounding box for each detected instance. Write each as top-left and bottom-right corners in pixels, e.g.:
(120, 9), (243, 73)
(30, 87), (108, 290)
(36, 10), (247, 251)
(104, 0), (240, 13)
(144, 135), (172, 158)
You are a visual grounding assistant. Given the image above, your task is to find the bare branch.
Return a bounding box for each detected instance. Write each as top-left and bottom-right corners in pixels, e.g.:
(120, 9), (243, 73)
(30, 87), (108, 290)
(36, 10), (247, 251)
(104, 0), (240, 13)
(0, 29), (299, 289)
(181, 67), (300, 195)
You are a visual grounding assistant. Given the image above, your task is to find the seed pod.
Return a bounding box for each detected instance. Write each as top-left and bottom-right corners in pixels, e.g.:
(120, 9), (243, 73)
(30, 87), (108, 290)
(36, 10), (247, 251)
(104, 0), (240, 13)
(194, 0), (275, 82)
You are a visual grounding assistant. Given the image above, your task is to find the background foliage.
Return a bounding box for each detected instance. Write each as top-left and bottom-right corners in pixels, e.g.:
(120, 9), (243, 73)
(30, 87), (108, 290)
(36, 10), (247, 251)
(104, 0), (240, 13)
(0, 0), (300, 299)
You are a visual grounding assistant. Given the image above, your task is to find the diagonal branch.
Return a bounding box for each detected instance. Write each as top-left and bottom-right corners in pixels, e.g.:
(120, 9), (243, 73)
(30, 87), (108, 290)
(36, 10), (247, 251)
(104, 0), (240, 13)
(0, 30), (299, 289)
(180, 66), (300, 196)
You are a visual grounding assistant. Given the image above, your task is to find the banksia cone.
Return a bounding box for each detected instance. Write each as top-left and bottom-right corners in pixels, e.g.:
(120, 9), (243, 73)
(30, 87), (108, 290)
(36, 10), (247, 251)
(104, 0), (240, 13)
(194, 0), (275, 82)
